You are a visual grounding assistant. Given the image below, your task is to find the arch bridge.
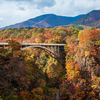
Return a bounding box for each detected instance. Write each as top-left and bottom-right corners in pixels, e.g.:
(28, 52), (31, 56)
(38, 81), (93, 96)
(0, 43), (66, 57)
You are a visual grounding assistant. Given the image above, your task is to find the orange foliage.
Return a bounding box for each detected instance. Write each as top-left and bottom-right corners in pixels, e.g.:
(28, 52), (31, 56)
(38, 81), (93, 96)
(79, 29), (100, 46)
(46, 32), (51, 39)
(30, 28), (37, 32)
(7, 38), (21, 51)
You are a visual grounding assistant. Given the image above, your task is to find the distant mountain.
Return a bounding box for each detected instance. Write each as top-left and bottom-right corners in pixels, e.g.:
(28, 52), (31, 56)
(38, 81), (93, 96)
(0, 14), (84, 29)
(72, 10), (100, 28)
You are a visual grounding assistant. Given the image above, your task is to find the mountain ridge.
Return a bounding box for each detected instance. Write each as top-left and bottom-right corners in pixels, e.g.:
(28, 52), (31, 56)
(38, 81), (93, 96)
(72, 10), (100, 28)
(0, 14), (84, 29)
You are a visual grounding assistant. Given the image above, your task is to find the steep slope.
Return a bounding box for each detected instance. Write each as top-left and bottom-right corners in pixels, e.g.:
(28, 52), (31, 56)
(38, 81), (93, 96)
(72, 10), (100, 28)
(0, 14), (84, 29)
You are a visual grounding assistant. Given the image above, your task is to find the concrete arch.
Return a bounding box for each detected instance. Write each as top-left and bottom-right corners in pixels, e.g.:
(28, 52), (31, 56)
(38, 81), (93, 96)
(21, 46), (58, 57)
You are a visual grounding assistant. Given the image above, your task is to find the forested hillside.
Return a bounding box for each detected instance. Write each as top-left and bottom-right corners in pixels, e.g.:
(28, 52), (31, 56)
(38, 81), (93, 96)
(0, 27), (100, 100)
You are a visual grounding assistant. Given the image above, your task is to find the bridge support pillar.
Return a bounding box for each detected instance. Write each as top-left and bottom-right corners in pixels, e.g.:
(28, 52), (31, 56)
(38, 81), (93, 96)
(58, 46), (59, 57)
(3, 45), (5, 49)
(54, 46), (56, 52)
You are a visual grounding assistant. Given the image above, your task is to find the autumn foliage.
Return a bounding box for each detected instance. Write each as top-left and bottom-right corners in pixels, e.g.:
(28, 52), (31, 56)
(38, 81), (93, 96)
(0, 27), (100, 100)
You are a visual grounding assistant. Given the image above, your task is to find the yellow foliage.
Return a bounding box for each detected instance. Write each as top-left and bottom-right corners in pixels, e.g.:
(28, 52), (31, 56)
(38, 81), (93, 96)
(35, 37), (42, 43)
(75, 71), (80, 78)
(35, 87), (43, 95)
(31, 87), (44, 100)
(76, 97), (82, 100)
(91, 85), (97, 89)
(88, 91), (95, 98)
(38, 79), (46, 87)
(68, 70), (75, 77)
(85, 51), (90, 57)
(66, 62), (74, 70)
(80, 91), (85, 98)
(74, 87), (81, 94)
(78, 30), (83, 39)
(46, 58), (63, 78)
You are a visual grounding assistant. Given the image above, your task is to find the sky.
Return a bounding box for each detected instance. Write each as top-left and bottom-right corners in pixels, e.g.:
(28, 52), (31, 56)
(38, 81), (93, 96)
(0, 0), (100, 28)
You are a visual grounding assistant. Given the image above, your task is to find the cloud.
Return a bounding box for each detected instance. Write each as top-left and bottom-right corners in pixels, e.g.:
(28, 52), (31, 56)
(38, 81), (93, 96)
(17, 6), (25, 11)
(46, 0), (100, 16)
(33, 0), (56, 8)
(5, 0), (56, 8)
(5, 0), (32, 1)
(70, 0), (75, 6)
(0, 0), (100, 28)
(0, 18), (4, 21)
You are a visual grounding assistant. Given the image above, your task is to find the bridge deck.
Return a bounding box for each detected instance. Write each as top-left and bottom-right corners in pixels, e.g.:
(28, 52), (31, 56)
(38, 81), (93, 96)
(0, 43), (66, 46)
(0, 43), (66, 57)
